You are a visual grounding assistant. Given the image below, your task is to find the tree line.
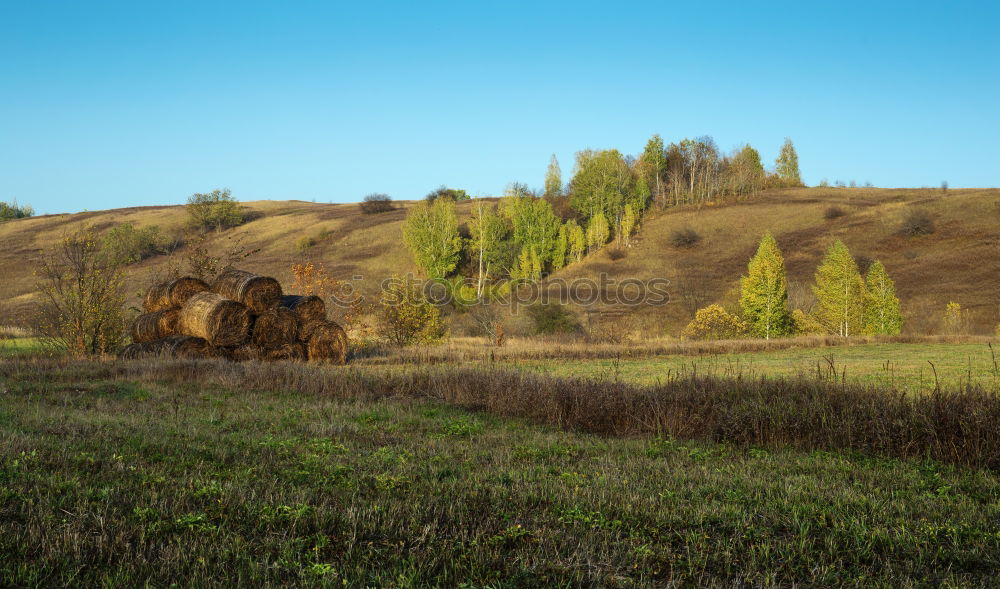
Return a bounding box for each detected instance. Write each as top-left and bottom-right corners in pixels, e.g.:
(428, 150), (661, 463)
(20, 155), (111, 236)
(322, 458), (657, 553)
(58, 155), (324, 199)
(685, 235), (902, 339)
(404, 135), (803, 287)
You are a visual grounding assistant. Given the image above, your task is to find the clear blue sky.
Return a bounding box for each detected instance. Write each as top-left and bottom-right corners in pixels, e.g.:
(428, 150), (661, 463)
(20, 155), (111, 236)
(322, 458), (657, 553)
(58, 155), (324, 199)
(2, 0), (998, 215)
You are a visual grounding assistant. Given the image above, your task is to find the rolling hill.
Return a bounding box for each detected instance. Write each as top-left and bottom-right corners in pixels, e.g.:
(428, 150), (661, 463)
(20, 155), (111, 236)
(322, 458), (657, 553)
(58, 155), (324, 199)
(2, 187), (998, 335)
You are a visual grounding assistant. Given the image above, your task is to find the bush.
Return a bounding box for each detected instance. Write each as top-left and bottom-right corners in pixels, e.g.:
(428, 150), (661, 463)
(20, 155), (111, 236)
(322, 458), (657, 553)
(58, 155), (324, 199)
(187, 188), (245, 231)
(102, 223), (165, 264)
(607, 248), (626, 261)
(0, 200), (34, 220)
(377, 276), (446, 346)
(899, 209), (935, 237)
(824, 206), (847, 220)
(526, 304), (580, 335)
(425, 186), (469, 202)
(791, 309), (825, 335)
(360, 193), (395, 214)
(295, 235), (316, 253)
(682, 304), (747, 340)
(669, 227), (701, 249)
(854, 254), (874, 274)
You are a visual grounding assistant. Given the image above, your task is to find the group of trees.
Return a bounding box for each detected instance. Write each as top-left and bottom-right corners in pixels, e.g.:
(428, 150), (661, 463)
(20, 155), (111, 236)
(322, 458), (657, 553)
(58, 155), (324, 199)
(1, 199), (34, 220)
(403, 135), (802, 290)
(686, 234), (902, 339)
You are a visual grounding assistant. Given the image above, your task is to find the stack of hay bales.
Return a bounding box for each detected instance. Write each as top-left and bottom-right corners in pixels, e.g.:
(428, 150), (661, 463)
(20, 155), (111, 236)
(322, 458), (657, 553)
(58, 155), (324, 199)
(120, 269), (348, 364)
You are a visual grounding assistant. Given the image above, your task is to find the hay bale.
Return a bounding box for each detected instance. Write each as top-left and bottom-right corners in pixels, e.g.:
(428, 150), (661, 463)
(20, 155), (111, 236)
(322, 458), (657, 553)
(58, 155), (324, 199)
(263, 342), (307, 362)
(251, 308), (299, 348)
(280, 295), (326, 323)
(119, 336), (213, 359)
(213, 269), (282, 313)
(143, 277), (210, 312)
(306, 320), (348, 364)
(179, 291), (252, 347)
(131, 309), (181, 343)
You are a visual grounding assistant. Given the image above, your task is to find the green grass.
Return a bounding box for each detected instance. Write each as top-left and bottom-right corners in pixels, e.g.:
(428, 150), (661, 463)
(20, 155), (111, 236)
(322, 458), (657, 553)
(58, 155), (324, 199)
(2, 362), (999, 586)
(513, 342), (1000, 392)
(0, 337), (50, 357)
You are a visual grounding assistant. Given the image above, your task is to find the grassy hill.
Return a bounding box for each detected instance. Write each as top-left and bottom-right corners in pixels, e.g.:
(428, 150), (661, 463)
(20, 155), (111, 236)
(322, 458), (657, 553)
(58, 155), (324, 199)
(2, 187), (998, 335)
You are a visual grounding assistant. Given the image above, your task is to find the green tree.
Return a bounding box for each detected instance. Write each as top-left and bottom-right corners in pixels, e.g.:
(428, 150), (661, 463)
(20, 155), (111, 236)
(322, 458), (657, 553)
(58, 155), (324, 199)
(376, 275), (446, 346)
(619, 203), (638, 247)
(863, 260), (902, 335)
(403, 198), (462, 279)
(187, 188), (244, 231)
(636, 134), (666, 207)
(724, 145), (766, 196)
(775, 138), (802, 187)
(425, 186), (470, 202)
(0, 199), (34, 220)
(739, 233), (792, 339)
(500, 189), (561, 270)
(586, 212), (610, 253)
(102, 223), (165, 264)
(552, 223), (569, 270)
(569, 149), (647, 235)
(566, 220), (585, 262)
(682, 304), (747, 340)
(469, 201), (509, 297)
(544, 154), (562, 198)
(812, 240), (866, 336)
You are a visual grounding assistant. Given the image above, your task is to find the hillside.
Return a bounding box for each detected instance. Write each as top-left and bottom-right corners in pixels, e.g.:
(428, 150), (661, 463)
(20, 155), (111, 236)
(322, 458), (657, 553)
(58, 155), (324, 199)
(2, 187), (998, 335)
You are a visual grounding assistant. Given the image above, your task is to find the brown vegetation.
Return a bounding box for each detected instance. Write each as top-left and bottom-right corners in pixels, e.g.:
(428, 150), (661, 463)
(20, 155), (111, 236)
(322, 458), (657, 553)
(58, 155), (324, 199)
(305, 321), (348, 364)
(250, 307), (299, 348)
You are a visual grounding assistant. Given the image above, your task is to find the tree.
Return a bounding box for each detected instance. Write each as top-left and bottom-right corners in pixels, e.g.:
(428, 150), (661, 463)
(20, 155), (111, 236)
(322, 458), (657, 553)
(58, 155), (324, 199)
(500, 189), (561, 271)
(724, 145), (766, 196)
(812, 240), (866, 336)
(619, 203), (638, 247)
(425, 186), (470, 202)
(636, 134), (666, 207)
(863, 260), (902, 335)
(403, 198), (462, 279)
(585, 212), (609, 253)
(469, 201), (509, 296)
(552, 223), (569, 270)
(187, 188), (245, 231)
(566, 220), (585, 262)
(102, 223), (165, 265)
(34, 228), (130, 357)
(544, 154), (562, 198)
(568, 149), (647, 236)
(775, 138), (802, 187)
(739, 233), (792, 339)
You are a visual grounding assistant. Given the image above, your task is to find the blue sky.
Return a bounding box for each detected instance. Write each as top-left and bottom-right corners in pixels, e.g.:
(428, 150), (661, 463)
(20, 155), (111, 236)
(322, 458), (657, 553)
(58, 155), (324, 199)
(2, 0), (998, 215)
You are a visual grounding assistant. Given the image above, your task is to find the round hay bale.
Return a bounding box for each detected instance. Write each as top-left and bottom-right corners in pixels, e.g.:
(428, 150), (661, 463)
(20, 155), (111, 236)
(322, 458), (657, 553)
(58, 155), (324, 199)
(143, 277), (210, 312)
(251, 308), (299, 348)
(148, 335), (213, 359)
(263, 342), (307, 362)
(306, 320), (348, 365)
(179, 292), (252, 347)
(213, 269), (282, 313)
(131, 309), (181, 344)
(119, 342), (152, 360)
(280, 295), (326, 323)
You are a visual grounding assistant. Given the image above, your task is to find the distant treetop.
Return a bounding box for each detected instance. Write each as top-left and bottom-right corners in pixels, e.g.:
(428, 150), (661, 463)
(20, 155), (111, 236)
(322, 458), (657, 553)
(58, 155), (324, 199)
(425, 186), (470, 202)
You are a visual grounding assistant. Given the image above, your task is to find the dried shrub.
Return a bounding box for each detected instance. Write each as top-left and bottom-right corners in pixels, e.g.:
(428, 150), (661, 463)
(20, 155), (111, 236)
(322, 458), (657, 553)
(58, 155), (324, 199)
(607, 248), (626, 261)
(824, 206), (847, 220)
(360, 193), (395, 214)
(669, 227), (701, 249)
(899, 209), (936, 237)
(526, 304), (580, 336)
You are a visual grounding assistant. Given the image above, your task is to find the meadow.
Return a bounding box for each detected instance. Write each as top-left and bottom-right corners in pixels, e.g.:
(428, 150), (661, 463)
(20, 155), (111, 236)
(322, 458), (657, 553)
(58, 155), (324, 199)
(2, 355), (1000, 587)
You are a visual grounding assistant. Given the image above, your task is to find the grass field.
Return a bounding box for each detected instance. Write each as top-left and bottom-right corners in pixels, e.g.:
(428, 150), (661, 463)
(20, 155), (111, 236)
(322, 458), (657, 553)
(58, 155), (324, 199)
(0, 337), (49, 357)
(2, 358), (999, 587)
(514, 342), (1000, 392)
